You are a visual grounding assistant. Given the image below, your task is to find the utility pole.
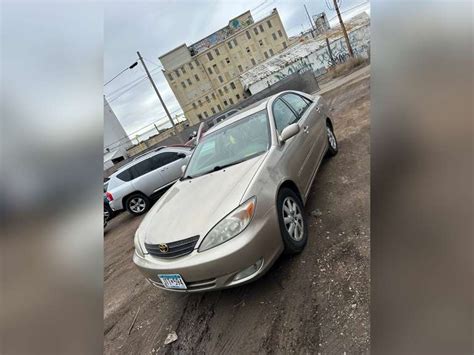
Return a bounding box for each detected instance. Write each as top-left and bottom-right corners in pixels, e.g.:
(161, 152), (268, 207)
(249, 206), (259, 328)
(332, 0), (354, 57)
(304, 5), (316, 38)
(136, 51), (183, 142)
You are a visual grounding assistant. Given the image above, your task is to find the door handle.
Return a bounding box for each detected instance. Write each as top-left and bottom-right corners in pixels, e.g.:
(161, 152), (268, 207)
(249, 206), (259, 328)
(315, 106), (320, 112)
(303, 126), (310, 133)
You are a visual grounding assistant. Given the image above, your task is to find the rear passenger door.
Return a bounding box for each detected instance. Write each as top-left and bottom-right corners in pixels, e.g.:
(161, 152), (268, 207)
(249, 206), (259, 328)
(130, 155), (165, 196)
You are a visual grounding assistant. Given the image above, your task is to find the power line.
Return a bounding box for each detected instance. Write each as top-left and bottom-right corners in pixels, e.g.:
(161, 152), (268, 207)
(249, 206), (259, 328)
(104, 61), (138, 86)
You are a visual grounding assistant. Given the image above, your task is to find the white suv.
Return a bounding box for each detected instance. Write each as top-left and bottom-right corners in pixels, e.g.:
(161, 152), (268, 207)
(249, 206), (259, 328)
(105, 147), (192, 216)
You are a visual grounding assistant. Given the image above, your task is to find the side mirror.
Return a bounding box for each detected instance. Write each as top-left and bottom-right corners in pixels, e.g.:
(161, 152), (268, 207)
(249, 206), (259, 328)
(181, 165), (187, 176)
(177, 152), (186, 159)
(280, 123), (300, 142)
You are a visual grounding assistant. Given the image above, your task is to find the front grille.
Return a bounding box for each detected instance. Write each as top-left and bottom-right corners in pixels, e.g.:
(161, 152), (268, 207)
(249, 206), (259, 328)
(145, 235), (199, 258)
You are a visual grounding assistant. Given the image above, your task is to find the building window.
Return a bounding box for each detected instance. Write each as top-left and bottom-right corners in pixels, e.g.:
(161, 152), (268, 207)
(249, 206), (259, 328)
(259, 39), (263, 46)
(267, 20), (272, 28)
(254, 27), (258, 35)
(282, 41), (287, 49)
(223, 100), (228, 106)
(181, 66), (186, 74)
(215, 48), (220, 56)
(212, 63), (220, 74)
(207, 52), (213, 61)
(168, 73), (173, 81)
(203, 111), (208, 118)
(246, 31), (251, 39)
(269, 48), (274, 56)
(189, 62), (194, 70)
(198, 99), (202, 107)
(272, 32), (277, 40)
(207, 67), (213, 74)
(192, 103), (197, 109)
(223, 86), (228, 93)
(238, 64), (243, 72)
(197, 114), (203, 120)
(181, 82), (186, 88)
(278, 29), (283, 37)
(218, 75), (224, 83)
(194, 74), (200, 81)
(229, 97), (234, 105)
(227, 41), (233, 49)
(175, 69), (180, 77)
(217, 104), (222, 111)
(259, 24), (264, 32)
(187, 78), (192, 85)
(225, 57), (230, 64)
(251, 58), (256, 65)
(212, 93), (216, 99)
(218, 89), (223, 96)
(230, 82), (236, 89)
(236, 94), (240, 100)
(206, 95), (210, 103)
(211, 107), (216, 114)
(264, 51), (269, 59)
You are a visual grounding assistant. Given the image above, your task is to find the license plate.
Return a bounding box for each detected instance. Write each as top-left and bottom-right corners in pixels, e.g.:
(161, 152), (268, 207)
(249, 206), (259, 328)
(158, 274), (187, 290)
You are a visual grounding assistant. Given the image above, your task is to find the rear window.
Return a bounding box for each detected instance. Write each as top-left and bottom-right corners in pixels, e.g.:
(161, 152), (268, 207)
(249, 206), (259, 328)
(117, 168), (133, 182)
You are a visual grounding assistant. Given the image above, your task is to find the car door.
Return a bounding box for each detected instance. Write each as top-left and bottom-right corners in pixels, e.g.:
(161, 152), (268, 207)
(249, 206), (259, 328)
(272, 97), (313, 191)
(281, 93), (324, 195)
(130, 154), (165, 196)
(154, 151), (189, 184)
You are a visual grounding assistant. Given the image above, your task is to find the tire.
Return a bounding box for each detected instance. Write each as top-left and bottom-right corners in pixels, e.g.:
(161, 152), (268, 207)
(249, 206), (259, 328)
(277, 187), (308, 254)
(326, 121), (338, 157)
(125, 193), (150, 216)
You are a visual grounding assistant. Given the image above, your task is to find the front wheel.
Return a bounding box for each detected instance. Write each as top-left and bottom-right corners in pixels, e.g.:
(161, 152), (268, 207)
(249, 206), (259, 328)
(326, 122), (338, 157)
(125, 193), (150, 216)
(277, 188), (308, 254)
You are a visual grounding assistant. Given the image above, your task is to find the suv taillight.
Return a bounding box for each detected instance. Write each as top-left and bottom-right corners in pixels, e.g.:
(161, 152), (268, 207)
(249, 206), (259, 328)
(106, 192), (113, 201)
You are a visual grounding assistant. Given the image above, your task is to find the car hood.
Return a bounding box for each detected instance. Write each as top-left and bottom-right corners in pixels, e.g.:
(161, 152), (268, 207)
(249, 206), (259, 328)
(138, 153), (267, 245)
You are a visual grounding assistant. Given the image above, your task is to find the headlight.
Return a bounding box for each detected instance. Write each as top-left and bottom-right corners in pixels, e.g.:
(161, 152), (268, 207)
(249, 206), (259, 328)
(134, 231), (145, 257)
(199, 197), (256, 252)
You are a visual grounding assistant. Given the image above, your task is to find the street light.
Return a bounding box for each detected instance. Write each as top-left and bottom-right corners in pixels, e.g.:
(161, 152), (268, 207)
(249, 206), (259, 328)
(104, 61), (138, 86)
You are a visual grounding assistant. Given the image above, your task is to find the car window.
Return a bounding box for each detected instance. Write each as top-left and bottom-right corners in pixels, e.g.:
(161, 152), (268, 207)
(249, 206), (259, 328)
(149, 152), (180, 169)
(273, 98), (297, 134)
(131, 158), (154, 178)
(282, 93), (310, 117)
(117, 168), (133, 181)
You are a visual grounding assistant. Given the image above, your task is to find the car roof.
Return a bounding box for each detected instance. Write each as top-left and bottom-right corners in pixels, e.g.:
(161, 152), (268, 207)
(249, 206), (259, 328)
(204, 95), (273, 135)
(111, 146), (183, 177)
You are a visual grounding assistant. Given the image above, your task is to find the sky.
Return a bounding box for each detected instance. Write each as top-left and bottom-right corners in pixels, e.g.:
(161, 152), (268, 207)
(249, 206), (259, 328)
(104, 0), (370, 141)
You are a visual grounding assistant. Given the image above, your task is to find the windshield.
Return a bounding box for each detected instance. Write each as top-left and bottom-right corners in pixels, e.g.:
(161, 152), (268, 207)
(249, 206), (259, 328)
(185, 110), (270, 178)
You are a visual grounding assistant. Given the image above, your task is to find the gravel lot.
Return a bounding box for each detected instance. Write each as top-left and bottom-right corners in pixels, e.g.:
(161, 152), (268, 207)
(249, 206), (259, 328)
(104, 68), (370, 354)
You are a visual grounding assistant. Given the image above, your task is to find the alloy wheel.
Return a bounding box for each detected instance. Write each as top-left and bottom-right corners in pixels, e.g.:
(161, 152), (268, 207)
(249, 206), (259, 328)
(282, 196), (304, 241)
(129, 197), (146, 213)
(327, 126), (337, 150)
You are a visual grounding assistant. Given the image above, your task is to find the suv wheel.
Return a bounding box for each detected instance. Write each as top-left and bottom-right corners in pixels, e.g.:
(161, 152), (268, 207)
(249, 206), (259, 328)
(125, 193), (150, 216)
(277, 188), (308, 254)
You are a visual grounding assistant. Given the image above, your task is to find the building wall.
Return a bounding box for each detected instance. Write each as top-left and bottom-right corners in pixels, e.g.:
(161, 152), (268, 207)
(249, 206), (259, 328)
(159, 9), (289, 126)
(104, 97), (132, 155)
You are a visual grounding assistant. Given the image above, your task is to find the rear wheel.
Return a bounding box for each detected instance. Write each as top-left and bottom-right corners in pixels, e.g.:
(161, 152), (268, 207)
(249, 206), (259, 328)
(125, 193), (150, 216)
(326, 122), (338, 157)
(277, 188), (308, 254)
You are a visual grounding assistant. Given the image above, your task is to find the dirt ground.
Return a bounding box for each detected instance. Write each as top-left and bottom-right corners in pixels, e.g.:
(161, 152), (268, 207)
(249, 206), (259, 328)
(104, 69), (370, 354)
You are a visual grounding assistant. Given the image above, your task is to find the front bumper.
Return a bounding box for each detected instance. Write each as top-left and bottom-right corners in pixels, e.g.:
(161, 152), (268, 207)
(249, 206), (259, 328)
(133, 206), (283, 292)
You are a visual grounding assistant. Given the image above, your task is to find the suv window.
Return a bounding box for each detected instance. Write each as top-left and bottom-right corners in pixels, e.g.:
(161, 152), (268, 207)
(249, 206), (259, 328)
(273, 98), (297, 134)
(117, 168), (133, 182)
(282, 93), (310, 117)
(149, 152), (181, 170)
(131, 158), (154, 178)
